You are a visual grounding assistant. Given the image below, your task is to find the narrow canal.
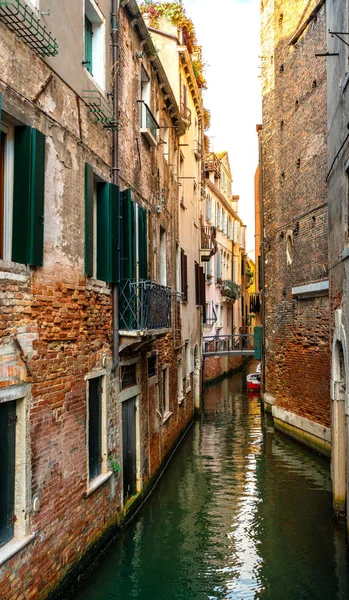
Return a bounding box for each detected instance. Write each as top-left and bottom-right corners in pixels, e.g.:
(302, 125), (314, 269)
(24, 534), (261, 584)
(69, 371), (349, 600)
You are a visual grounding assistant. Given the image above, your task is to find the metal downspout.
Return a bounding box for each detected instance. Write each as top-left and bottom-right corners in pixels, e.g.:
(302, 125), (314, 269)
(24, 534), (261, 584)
(112, 0), (120, 372)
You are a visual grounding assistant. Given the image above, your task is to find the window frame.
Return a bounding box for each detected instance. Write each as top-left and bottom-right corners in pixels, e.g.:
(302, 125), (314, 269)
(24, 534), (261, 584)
(0, 391), (33, 565)
(0, 121), (14, 262)
(85, 372), (111, 494)
(84, 0), (106, 91)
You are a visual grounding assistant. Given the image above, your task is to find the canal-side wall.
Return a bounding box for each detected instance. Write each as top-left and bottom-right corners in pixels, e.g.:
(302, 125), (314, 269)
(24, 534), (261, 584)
(203, 355), (246, 383)
(0, 3), (201, 600)
(326, 0), (349, 517)
(260, 0), (331, 450)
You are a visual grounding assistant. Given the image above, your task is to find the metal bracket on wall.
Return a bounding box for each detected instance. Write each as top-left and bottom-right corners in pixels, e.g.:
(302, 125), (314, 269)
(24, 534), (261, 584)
(82, 90), (121, 129)
(329, 30), (349, 48)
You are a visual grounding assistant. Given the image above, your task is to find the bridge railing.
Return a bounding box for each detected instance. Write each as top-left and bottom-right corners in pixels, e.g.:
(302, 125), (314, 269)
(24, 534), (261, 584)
(203, 334), (254, 354)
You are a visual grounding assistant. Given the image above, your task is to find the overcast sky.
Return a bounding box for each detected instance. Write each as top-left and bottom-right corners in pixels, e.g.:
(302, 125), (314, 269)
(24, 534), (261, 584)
(184, 0), (262, 258)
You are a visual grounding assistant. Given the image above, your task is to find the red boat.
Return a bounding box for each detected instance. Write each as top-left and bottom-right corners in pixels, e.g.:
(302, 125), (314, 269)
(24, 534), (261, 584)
(246, 372), (260, 391)
(246, 364), (261, 391)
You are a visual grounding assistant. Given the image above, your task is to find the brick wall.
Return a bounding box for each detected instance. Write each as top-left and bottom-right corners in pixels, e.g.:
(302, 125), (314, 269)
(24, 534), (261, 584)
(0, 5), (196, 599)
(261, 0), (331, 427)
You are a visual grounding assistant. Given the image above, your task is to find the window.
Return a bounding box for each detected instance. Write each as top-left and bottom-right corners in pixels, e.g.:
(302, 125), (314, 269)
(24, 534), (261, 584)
(0, 395), (29, 551)
(177, 359), (183, 402)
(181, 249), (188, 301)
(121, 364), (137, 390)
(0, 124), (14, 261)
(185, 342), (191, 388)
(84, 0), (106, 90)
(162, 367), (169, 415)
(206, 193), (212, 222)
(162, 125), (169, 162)
(139, 68), (158, 146)
(160, 226), (167, 286)
(0, 401), (16, 547)
(87, 375), (107, 482)
(84, 163), (120, 282)
(0, 98), (45, 265)
(147, 355), (157, 378)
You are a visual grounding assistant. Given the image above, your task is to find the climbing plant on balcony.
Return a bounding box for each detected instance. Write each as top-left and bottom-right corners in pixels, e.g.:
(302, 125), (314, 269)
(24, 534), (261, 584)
(139, 1), (207, 89)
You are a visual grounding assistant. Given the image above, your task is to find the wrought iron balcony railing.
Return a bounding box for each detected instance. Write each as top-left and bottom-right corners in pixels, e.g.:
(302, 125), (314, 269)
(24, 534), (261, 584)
(203, 333), (254, 354)
(0, 0), (58, 56)
(119, 279), (171, 333)
(205, 153), (221, 179)
(138, 101), (159, 146)
(221, 280), (241, 301)
(200, 225), (217, 262)
(180, 102), (192, 126)
(204, 300), (217, 326)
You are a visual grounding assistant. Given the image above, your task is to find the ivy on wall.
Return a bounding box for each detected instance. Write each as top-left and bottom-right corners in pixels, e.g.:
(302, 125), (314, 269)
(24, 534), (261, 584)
(139, 1), (207, 89)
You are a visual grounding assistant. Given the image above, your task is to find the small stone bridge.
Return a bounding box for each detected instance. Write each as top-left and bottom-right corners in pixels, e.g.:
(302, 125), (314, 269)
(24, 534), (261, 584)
(202, 334), (255, 357)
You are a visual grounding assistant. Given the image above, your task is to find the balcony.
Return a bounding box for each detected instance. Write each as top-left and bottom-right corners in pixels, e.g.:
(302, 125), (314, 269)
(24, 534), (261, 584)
(200, 225), (216, 262)
(180, 102), (192, 126)
(203, 300), (217, 332)
(119, 279), (171, 336)
(193, 139), (202, 160)
(0, 0), (58, 56)
(138, 101), (159, 147)
(221, 280), (241, 302)
(205, 153), (221, 179)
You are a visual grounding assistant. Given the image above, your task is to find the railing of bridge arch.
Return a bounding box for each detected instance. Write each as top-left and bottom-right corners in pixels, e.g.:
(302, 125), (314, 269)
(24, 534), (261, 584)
(203, 334), (254, 354)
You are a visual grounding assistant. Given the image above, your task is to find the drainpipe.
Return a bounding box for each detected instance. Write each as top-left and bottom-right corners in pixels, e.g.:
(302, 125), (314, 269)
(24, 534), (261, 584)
(112, 0), (120, 372)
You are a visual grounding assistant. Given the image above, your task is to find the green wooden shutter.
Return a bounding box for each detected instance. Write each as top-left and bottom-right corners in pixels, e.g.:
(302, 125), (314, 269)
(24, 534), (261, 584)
(12, 127), (32, 265)
(96, 181), (120, 283)
(254, 326), (262, 360)
(29, 129), (45, 266)
(85, 163), (94, 277)
(0, 401), (16, 547)
(110, 182), (120, 283)
(121, 189), (135, 281)
(85, 16), (93, 75)
(138, 205), (148, 280)
(12, 127), (45, 266)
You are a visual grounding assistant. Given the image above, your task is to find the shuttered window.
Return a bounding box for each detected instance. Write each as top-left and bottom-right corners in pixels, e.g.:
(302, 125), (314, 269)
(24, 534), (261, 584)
(0, 401), (16, 547)
(0, 90), (46, 267)
(85, 16), (93, 74)
(88, 377), (102, 481)
(120, 188), (136, 281)
(195, 262), (205, 307)
(181, 249), (188, 302)
(138, 205), (148, 280)
(85, 164), (120, 282)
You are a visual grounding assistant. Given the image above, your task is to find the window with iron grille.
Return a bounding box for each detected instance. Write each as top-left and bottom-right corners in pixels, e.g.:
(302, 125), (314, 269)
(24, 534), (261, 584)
(0, 400), (16, 547)
(121, 363), (137, 390)
(148, 355), (157, 378)
(88, 377), (103, 481)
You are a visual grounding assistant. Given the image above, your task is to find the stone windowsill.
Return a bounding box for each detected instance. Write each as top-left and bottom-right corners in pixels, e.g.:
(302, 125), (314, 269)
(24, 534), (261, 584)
(0, 260), (30, 284)
(86, 278), (111, 295)
(162, 411), (172, 424)
(178, 396), (184, 405)
(0, 533), (36, 567)
(85, 471), (113, 498)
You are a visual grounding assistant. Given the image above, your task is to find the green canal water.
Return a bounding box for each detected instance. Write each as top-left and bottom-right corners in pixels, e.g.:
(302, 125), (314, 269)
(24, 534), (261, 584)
(69, 372), (349, 600)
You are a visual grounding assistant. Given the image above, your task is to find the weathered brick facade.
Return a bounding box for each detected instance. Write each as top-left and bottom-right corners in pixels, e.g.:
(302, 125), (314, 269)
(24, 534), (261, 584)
(0, 2), (202, 598)
(261, 0), (331, 448)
